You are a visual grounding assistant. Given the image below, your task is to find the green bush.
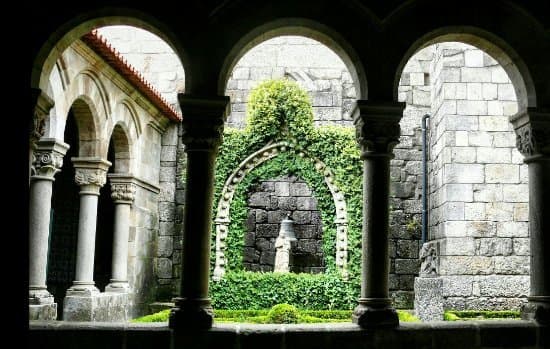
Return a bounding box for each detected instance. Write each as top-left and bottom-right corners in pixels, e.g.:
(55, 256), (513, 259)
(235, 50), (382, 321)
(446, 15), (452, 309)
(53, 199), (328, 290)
(131, 309), (170, 323)
(131, 308), (419, 323)
(210, 271), (359, 310)
(444, 310), (520, 320)
(267, 304), (300, 324)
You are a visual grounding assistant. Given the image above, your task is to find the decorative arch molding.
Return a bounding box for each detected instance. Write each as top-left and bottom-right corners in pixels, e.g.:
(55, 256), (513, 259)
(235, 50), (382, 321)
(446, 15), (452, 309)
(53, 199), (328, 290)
(213, 141), (349, 280)
(119, 99), (142, 136)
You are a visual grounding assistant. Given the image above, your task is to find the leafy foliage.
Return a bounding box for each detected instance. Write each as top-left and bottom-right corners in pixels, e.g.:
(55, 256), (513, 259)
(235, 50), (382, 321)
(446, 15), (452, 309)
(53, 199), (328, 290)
(267, 303), (300, 323)
(210, 79), (364, 309)
(444, 310), (521, 320)
(210, 271), (359, 310)
(131, 307), (420, 323)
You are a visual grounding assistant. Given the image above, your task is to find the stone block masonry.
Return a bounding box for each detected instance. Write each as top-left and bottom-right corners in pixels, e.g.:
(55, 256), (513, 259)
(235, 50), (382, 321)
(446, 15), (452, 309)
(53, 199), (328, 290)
(426, 42), (528, 312)
(244, 175), (325, 273)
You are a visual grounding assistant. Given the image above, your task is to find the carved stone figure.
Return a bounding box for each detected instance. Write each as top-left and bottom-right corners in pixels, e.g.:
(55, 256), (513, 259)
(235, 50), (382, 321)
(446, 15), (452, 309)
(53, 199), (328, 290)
(419, 242), (439, 277)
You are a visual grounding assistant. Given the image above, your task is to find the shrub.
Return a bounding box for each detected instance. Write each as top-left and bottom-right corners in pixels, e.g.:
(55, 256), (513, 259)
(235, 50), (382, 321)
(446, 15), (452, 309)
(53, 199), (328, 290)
(210, 271), (359, 310)
(267, 304), (300, 324)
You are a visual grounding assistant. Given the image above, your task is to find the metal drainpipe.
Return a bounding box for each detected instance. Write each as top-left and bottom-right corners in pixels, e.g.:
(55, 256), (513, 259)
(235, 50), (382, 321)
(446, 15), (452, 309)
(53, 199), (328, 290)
(421, 114), (430, 244)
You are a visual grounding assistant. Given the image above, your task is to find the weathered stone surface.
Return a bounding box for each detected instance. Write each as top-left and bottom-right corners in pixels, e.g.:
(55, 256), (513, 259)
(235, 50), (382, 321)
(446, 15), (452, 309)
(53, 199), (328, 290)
(414, 277), (444, 321)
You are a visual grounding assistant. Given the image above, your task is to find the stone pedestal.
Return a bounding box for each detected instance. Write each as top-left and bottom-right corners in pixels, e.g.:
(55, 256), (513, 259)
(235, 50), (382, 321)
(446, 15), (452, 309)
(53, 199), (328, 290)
(511, 109), (550, 325)
(351, 101), (404, 328)
(414, 277), (443, 321)
(64, 290), (129, 322)
(29, 139), (69, 320)
(169, 95), (229, 331)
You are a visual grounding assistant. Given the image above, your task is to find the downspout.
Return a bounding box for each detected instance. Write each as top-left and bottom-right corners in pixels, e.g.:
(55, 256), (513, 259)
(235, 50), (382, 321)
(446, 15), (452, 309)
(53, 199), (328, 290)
(421, 114), (430, 244)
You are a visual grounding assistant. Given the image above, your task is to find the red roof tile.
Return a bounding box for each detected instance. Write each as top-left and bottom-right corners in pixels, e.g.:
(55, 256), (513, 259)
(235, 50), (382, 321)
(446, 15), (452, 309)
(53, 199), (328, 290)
(81, 30), (182, 122)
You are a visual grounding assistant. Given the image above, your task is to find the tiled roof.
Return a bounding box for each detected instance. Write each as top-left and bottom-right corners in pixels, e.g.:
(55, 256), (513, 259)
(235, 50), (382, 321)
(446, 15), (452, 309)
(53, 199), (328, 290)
(81, 30), (182, 122)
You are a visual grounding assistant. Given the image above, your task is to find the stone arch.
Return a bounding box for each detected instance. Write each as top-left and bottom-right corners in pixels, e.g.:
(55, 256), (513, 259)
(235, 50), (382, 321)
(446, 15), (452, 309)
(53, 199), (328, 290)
(106, 123), (132, 174)
(219, 18), (367, 99)
(65, 97), (101, 157)
(31, 12), (190, 94)
(213, 141), (349, 280)
(394, 27), (535, 110)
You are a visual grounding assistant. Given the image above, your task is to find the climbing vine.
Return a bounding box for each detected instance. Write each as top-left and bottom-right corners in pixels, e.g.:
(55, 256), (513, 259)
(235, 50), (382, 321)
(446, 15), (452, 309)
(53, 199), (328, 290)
(209, 79), (363, 307)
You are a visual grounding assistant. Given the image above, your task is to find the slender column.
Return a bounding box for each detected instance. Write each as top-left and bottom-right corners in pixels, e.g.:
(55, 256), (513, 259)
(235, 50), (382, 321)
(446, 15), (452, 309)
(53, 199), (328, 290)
(29, 139), (69, 318)
(511, 108), (550, 325)
(169, 95), (229, 331)
(352, 101), (404, 328)
(105, 174), (136, 292)
(66, 158), (111, 294)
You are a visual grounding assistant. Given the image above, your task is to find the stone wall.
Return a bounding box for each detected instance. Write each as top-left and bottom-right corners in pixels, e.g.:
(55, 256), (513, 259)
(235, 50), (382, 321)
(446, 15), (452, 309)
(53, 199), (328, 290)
(244, 175), (325, 273)
(427, 42), (529, 310)
(226, 36), (356, 128)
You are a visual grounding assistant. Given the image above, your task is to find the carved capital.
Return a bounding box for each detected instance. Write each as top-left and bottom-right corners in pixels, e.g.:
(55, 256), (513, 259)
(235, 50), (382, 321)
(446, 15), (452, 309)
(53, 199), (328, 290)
(30, 89), (53, 145)
(31, 139), (69, 179)
(178, 95), (230, 151)
(108, 174), (136, 203)
(72, 157), (111, 189)
(353, 101), (404, 157)
(510, 108), (550, 161)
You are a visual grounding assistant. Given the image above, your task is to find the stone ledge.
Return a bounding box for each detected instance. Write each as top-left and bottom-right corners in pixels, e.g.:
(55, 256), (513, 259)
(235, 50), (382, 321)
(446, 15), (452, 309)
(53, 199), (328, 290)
(29, 320), (543, 349)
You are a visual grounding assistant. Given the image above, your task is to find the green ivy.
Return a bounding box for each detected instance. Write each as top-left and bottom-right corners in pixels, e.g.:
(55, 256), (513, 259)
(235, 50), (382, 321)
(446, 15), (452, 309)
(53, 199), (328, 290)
(210, 79), (364, 309)
(210, 271), (359, 310)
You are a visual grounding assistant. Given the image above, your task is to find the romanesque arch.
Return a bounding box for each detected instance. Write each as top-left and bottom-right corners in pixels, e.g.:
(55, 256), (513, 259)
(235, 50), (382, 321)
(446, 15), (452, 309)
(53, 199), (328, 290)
(218, 18), (367, 100)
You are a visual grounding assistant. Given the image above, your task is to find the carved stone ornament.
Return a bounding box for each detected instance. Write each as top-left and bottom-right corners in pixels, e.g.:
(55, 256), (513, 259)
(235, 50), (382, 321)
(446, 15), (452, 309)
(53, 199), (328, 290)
(181, 116), (225, 150)
(511, 108), (550, 160)
(30, 90), (53, 145)
(32, 150), (64, 177)
(353, 101), (404, 157)
(419, 242), (439, 277)
(179, 95), (230, 151)
(75, 168), (107, 187)
(110, 182), (136, 202)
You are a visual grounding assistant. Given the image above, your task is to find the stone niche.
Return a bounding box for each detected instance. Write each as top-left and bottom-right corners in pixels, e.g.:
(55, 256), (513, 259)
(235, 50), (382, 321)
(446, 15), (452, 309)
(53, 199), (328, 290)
(244, 175), (325, 273)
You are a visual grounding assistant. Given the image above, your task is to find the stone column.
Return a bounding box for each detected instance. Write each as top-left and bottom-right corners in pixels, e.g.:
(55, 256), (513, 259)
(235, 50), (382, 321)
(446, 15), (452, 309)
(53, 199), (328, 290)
(352, 101), (404, 328)
(29, 139), (69, 320)
(169, 95), (229, 331)
(105, 174), (135, 292)
(511, 108), (550, 325)
(66, 158), (111, 294)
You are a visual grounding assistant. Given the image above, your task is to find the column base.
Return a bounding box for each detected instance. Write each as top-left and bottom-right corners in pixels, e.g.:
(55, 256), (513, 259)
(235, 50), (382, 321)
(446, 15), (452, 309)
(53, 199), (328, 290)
(352, 298), (399, 329)
(29, 288), (57, 320)
(169, 297), (213, 330)
(66, 282), (100, 296)
(63, 289), (129, 322)
(105, 280), (130, 293)
(521, 296), (550, 325)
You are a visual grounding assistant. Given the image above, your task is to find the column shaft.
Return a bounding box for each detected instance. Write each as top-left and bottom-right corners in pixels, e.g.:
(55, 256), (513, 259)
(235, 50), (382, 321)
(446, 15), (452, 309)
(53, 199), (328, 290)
(111, 203), (131, 283)
(169, 95), (229, 331)
(511, 108), (550, 325)
(362, 156), (391, 299)
(352, 100), (403, 329)
(181, 151), (216, 299)
(29, 177), (54, 292)
(74, 191), (99, 287)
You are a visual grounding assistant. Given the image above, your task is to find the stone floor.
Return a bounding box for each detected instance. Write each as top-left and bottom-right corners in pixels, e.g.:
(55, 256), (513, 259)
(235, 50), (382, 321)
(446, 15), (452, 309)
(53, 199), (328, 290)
(29, 320), (545, 348)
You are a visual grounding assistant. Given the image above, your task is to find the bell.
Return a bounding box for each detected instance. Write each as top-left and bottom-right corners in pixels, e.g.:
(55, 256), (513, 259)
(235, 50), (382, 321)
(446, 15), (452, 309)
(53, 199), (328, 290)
(279, 214), (297, 241)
